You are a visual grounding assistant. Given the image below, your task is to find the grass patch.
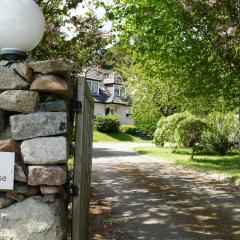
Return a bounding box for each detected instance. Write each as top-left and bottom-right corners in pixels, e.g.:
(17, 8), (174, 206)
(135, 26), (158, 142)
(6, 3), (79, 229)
(68, 154), (74, 172)
(135, 146), (240, 181)
(93, 130), (148, 143)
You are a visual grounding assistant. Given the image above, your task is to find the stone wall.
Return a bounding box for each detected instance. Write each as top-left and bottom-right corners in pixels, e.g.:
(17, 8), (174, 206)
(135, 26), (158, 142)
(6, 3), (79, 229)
(0, 59), (75, 240)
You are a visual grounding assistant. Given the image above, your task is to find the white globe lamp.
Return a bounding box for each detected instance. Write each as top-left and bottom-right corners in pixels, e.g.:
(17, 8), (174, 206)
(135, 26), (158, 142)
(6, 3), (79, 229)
(0, 0), (45, 60)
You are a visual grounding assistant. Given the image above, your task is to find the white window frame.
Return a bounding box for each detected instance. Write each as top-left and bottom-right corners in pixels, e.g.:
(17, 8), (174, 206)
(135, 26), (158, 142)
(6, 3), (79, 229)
(87, 80), (100, 95)
(114, 85), (126, 98)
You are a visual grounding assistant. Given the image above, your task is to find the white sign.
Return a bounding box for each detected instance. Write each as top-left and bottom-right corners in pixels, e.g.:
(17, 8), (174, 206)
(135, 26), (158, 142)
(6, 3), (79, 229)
(0, 152), (15, 191)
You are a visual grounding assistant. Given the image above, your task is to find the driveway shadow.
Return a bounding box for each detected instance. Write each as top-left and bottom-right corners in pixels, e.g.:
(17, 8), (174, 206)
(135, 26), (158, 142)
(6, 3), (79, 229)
(93, 148), (138, 159)
(92, 145), (240, 240)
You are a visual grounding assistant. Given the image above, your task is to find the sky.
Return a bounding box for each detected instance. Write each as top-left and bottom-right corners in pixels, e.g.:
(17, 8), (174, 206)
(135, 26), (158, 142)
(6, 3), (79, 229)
(75, 0), (112, 33)
(62, 0), (113, 42)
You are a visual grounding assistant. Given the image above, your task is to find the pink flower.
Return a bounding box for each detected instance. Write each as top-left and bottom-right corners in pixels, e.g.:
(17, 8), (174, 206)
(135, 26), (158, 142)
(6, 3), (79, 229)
(227, 26), (237, 37)
(206, 0), (217, 6)
(183, 2), (193, 12)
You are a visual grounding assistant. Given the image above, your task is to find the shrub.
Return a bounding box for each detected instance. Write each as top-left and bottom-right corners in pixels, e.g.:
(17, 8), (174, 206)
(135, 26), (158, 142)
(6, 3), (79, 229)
(154, 112), (189, 146)
(132, 99), (162, 137)
(176, 116), (207, 159)
(95, 115), (121, 133)
(154, 118), (170, 146)
(120, 125), (138, 134)
(202, 111), (239, 155)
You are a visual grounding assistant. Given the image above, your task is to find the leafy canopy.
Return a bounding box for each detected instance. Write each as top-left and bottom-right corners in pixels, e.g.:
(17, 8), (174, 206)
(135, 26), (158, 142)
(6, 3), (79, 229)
(104, 0), (240, 109)
(33, 0), (108, 66)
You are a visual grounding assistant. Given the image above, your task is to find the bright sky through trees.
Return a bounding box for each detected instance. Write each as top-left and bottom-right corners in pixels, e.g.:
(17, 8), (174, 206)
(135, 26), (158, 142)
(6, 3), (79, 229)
(75, 0), (112, 33)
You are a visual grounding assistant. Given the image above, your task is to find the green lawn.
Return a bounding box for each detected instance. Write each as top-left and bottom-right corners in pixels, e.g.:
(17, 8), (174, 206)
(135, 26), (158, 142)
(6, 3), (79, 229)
(135, 146), (240, 181)
(93, 130), (148, 143)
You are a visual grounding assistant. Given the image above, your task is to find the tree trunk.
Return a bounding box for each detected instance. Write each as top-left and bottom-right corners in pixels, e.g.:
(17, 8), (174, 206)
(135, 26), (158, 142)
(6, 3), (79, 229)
(191, 145), (195, 160)
(172, 145), (177, 153)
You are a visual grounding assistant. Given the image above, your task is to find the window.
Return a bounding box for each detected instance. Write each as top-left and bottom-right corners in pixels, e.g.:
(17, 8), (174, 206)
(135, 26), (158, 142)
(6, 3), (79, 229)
(114, 85), (126, 98)
(105, 108), (114, 115)
(114, 86), (120, 97)
(126, 109), (132, 118)
(87, 81), (99, 95)
(105, 108), (110, 115)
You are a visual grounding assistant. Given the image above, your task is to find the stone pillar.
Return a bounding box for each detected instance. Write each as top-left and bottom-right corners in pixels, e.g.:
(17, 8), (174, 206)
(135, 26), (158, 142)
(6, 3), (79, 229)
(0, 59), (75, 240)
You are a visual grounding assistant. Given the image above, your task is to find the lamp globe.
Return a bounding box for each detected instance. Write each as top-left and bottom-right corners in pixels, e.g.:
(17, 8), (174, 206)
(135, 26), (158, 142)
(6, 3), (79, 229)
(0, 0), (45, 60)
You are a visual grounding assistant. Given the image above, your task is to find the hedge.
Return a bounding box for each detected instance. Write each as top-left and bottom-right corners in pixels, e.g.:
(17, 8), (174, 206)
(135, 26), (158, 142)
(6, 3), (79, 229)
(95, 115), (121, 133)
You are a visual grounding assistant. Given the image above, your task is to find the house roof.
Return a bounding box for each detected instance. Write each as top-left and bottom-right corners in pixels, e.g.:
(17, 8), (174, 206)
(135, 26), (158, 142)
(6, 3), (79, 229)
(85, 68), (131, 106)
(86, 68), (105, 81)
(86, 68), (124, 84)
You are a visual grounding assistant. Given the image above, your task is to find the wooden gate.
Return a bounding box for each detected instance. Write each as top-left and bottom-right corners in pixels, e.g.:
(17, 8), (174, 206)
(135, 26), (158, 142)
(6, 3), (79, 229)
(72, 76), (94, 240)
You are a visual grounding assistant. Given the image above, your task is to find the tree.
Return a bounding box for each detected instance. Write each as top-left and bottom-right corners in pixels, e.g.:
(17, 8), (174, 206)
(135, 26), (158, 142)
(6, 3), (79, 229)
(104, 0), (240, 111)
(119, 64), (181, 136)
(32, 0), (108, 66)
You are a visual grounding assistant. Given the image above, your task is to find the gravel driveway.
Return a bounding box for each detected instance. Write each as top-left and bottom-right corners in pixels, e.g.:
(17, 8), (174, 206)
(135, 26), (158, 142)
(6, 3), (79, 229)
(92, 142), (240, 240)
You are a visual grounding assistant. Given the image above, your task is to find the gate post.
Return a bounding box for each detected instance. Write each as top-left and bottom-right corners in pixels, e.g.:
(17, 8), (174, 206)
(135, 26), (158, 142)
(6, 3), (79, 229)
(0, 59), (75, 240)
(72, 76), (94, 240)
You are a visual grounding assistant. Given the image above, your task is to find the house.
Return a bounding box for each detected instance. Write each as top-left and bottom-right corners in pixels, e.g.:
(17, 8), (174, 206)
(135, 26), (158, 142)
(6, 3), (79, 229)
(86, 68), (133, 125)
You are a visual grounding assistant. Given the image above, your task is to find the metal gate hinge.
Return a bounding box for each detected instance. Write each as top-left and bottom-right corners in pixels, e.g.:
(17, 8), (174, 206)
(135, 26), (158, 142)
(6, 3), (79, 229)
(71, 184), (79, 196)
(75, 101), (82, 113)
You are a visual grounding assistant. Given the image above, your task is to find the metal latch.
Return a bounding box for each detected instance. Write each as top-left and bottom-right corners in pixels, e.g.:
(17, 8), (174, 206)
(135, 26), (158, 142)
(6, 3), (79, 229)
(75, 101), (82, 113)
(71, 184), (79, 196)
